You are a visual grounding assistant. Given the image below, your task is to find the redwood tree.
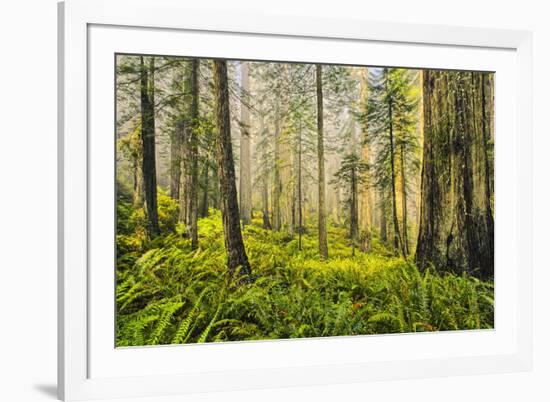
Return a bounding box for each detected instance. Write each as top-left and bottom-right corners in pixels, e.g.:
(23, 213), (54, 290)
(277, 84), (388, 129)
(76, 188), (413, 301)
(416, 70), (494, 278)
(140, 56), (160, 238)
(213, 60), (251, 277)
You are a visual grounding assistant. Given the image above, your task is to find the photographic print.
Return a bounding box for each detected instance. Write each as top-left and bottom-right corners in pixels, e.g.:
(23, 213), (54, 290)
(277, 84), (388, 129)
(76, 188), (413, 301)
(115, 55), (494, 347)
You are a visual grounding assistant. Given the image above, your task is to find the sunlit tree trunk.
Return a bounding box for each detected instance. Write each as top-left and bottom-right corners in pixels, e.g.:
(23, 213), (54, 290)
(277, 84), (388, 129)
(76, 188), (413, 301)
(358, 68), (373, 252)
(140, 56), (160, 237)
(213, 60), (251, 277)
(279, 65), (293, 235)
(316, 64), (329, 260)
(272, 98), (282, 231)
(399, 146), (409, 256)
(239, 62), (252, 225)
(385, 69), (404, 256)
(259, 115), (272, 230)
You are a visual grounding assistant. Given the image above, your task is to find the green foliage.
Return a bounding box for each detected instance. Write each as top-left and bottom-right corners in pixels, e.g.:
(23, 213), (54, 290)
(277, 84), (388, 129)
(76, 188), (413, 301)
(116, 207), (494, 347)
(364, 67), (420, 194)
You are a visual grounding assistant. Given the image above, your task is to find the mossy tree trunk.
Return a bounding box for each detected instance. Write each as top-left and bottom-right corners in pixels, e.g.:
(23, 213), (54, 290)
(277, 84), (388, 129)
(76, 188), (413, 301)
(416, 70), (494, 278)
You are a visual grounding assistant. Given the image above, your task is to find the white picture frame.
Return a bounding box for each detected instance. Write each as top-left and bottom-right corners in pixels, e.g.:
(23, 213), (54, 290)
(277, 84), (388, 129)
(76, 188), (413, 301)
(58, 0), (533, 400)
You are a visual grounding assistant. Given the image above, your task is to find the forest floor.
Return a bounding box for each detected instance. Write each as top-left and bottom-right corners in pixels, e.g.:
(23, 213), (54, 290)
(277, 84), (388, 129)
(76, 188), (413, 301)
(115, 196), (494, 347)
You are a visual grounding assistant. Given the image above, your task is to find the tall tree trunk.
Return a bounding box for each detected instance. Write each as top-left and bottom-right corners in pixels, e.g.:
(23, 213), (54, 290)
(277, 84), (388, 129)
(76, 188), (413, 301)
(262, 175), (271, 229)
(186, 59), (200, 249)
(178, 122), (189, 225)
(481, 73), (494, 278)
(350, 166), (358, 256)
(358, 68), (373, 252)
(415, 70), (494, 278)
(316, 64), (329, 260)
(239, 62), (252, 225)
(213, 60), (251, 277)
(260, 115), (272, 230)
(140, 56), (160, 237)
(298, 119), (303, 251)
(399, 145), (409, 256)
(386, 70), (403, 256)
(272, 98), (282, 231)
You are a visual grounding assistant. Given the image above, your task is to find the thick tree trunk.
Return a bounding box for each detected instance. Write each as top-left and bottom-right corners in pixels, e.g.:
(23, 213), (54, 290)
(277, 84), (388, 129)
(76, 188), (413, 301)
(213, 60), (251, 277)
(239, 62), (252, 225)
(140, 56), (160, 238)
(316, 64), (329, 260)
(481, 73), (494, 278)
(415, 70), (494, 278)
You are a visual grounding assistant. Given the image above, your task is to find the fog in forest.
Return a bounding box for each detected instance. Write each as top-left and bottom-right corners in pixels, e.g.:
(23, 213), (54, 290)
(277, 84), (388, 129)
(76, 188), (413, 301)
(115, 55), (494, 346)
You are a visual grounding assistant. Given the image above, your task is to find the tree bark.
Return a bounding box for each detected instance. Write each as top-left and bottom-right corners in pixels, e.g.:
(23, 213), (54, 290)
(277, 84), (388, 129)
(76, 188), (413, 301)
(316, 64), (329, 260)
(272, 98), (282, 231)
(185, 59), (200, 249)
(480, 73), (494, 278)
(297, 119), (303, 251)
(399, 145), (409, 256)
(132, 151), (144, 208)
(170, 124), (182, 200)
(358, 68), (373, 252)
(140, 56), (160, 237)
(350, 166), (358, 256)
(200, 160), (209, 218)
(239, 62), (252, 225)
(213, 60), (251, 277)
(259, 115), (272, 230)
(380, 194), (387, 243)
(178, 120), (189, 225)
(262, 175), (272, 229)
(386, 69), (403, 256)
(415, 70), (494, 278)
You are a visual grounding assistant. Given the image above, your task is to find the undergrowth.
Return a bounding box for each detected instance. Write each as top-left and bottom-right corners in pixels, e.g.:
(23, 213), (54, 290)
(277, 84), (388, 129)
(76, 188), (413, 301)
(115, 198), (494, 347)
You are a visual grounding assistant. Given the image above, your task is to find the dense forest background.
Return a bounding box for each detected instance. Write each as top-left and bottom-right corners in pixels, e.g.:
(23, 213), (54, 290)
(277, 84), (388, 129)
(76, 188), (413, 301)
(115, 55), (494, 346)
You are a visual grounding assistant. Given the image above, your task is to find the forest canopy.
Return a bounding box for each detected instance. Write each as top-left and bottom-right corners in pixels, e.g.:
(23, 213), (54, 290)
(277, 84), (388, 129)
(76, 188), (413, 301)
(115, 55), (494, 346)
